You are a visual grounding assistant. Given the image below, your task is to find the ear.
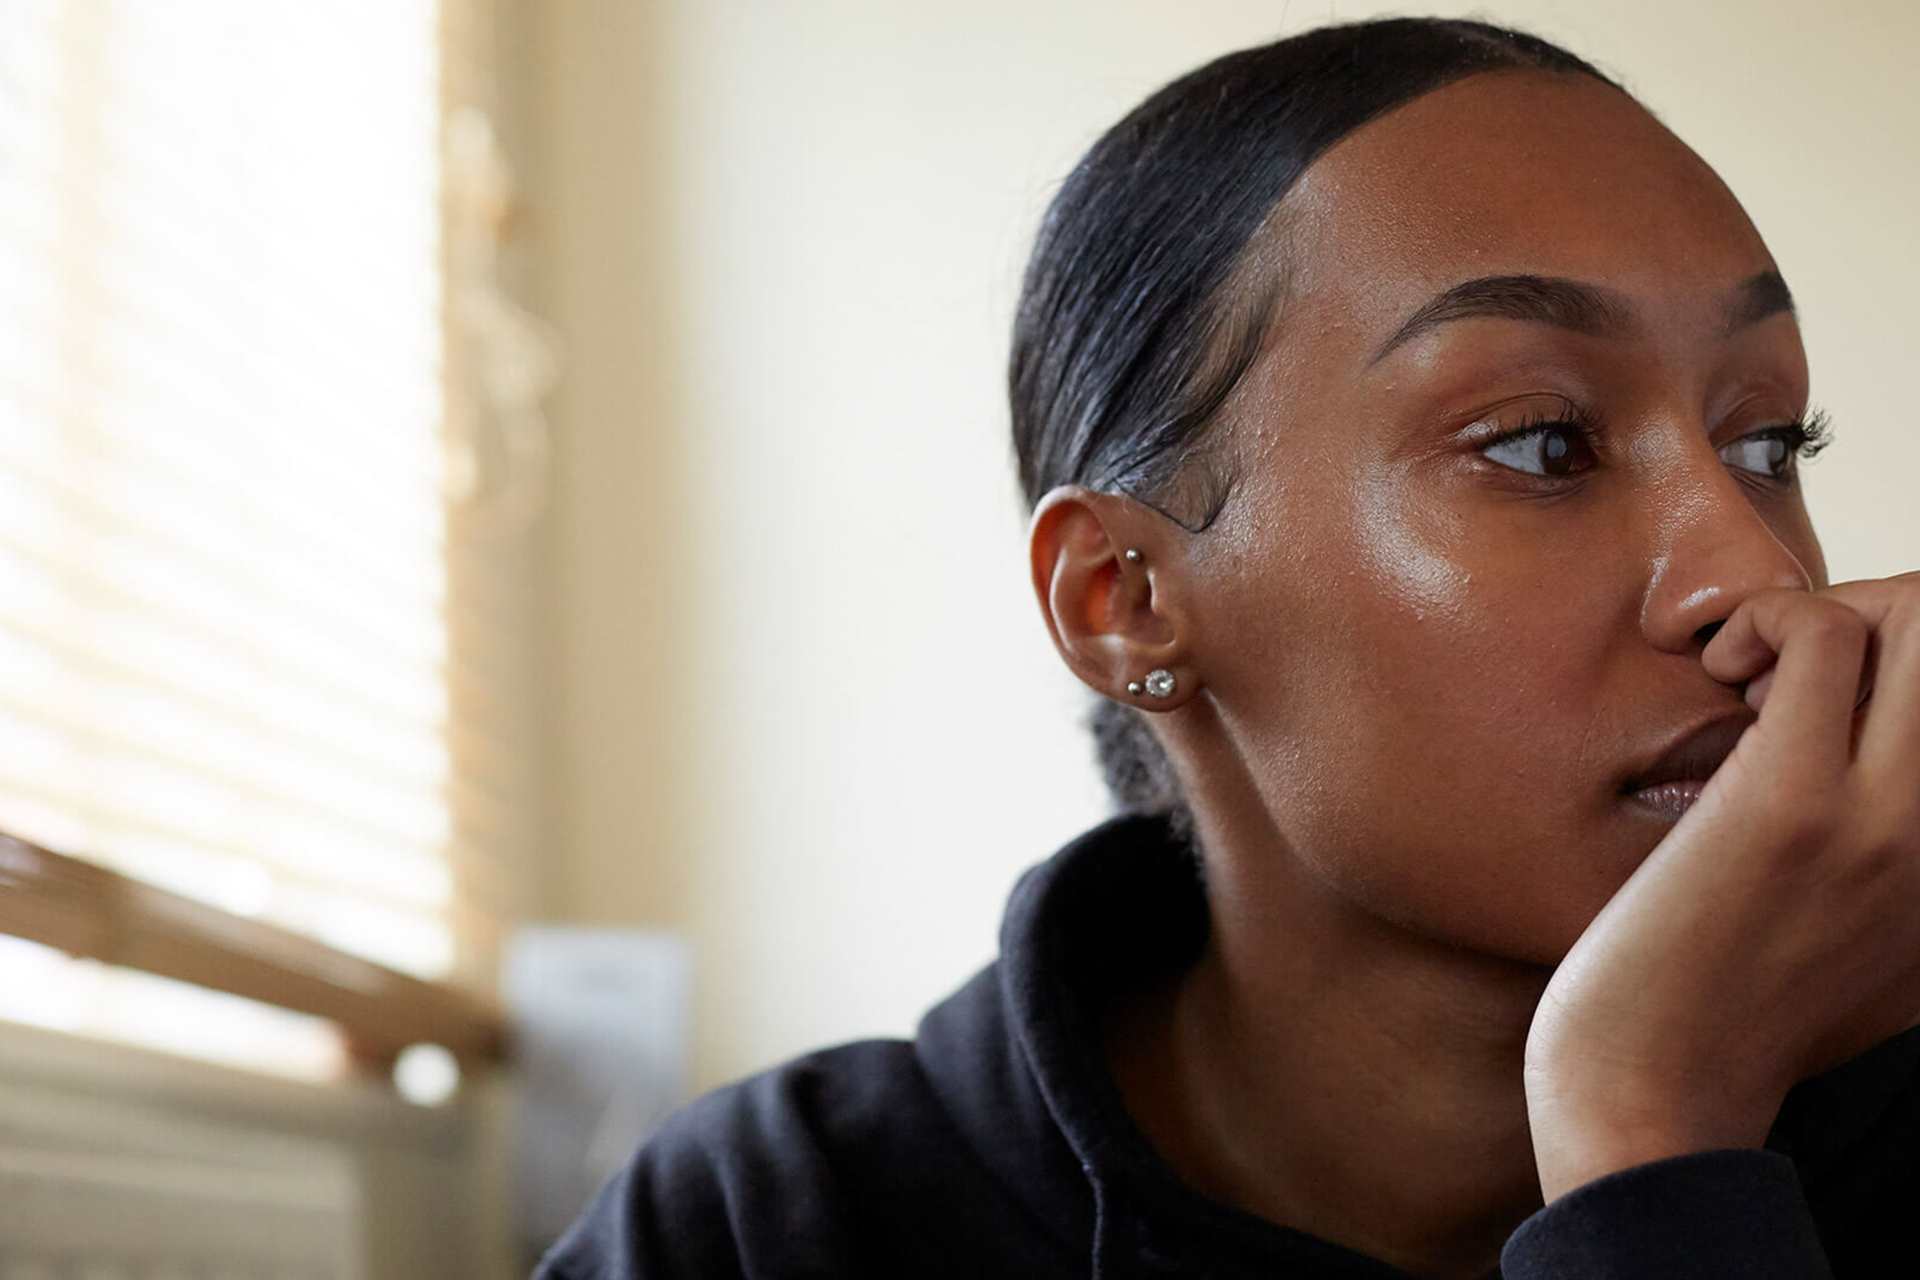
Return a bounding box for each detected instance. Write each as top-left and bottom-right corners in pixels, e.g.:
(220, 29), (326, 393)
(1027, 486), (1195, 710)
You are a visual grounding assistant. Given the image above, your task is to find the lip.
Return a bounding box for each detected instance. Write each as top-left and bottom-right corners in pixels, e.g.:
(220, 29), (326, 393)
(1620, 710), (1757, 797)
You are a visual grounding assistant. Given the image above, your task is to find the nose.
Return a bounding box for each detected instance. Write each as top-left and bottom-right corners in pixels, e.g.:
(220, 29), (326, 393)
(1639, 447), (1814, 656)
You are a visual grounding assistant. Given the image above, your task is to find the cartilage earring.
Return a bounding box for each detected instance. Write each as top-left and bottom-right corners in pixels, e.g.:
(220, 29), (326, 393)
(1124, 548), (1142, 563)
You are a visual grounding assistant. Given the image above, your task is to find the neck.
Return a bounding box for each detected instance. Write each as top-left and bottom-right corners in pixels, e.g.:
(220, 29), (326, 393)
(1105, 828), (1554, 1280)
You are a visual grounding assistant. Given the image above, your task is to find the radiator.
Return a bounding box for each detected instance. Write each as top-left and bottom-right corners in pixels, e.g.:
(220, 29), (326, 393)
(0, 1080), (363, 1279)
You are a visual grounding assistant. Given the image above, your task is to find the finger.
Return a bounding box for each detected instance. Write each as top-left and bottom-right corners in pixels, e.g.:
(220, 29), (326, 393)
(1852, 575), (1920, 773)
(1702, 590), (1871, 770)
(1723, 575), (1908, 715)
(1802, 572), (1920, 700)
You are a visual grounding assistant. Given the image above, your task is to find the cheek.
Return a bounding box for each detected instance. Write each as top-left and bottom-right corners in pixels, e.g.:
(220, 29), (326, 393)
(1348, 469), (1477, 625)
(1276, 479), (1627, 954)
(1343, 464), (1636, 698)
(1342, 468), (1585, 703)
(1332, 569), (1596, 846)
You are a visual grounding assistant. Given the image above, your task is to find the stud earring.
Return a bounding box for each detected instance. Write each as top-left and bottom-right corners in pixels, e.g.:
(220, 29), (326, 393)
(1124, 547), (1143, 563)
(1127, 669), (1176, 699)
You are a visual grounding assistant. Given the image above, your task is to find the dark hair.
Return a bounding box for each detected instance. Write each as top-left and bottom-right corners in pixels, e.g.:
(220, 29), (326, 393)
(1008, 17), (1623, 861)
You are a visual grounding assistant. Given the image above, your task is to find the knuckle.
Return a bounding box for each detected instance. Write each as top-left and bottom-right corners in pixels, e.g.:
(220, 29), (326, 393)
(1800, 598), (1870, 647)
(1888, 790), (1920, 857)
(1857, 809), (1916, 868)
(1838, 772), (1918, 860)
(1759, 784), (1844, 851)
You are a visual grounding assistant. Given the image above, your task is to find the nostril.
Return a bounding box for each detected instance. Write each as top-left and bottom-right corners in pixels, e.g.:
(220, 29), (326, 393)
(1695, 619), (1725, 648)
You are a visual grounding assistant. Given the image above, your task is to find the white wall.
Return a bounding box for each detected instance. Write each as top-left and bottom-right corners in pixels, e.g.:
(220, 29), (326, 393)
(514, 0), (1920, 1092)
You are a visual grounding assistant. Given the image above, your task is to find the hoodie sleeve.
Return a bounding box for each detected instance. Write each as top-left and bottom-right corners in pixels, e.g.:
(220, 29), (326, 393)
(1499, 1148), (1834, 1279)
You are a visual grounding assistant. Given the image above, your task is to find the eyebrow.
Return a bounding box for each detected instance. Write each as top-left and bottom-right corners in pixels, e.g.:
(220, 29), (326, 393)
(1721, 269), (1797, 334)
(1367, 269), (1796, 366)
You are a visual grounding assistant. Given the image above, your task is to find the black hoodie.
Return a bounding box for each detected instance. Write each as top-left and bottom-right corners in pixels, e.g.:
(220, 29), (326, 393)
(533, 811), (1920, 1278)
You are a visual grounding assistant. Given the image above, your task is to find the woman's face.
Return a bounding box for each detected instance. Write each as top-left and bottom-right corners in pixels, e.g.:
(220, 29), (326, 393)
(1186, 69), (1825, 964)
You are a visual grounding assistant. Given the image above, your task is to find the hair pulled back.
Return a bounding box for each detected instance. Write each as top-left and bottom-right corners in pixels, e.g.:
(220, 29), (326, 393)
(1008, 17), (1621, 859)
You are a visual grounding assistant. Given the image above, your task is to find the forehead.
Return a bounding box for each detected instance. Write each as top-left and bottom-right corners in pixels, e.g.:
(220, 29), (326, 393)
(1271, 70), (1775, 348)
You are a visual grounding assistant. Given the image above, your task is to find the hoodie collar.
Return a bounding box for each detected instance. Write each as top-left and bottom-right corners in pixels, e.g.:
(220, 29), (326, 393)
(921, 811), (1408, 1277)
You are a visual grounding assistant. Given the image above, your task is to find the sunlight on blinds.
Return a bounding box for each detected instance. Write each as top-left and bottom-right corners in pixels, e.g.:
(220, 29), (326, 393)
(0, 1), (450, 1081)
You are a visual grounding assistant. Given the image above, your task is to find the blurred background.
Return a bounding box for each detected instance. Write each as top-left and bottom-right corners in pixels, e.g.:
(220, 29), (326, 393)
(0, 1), (1912, 1276)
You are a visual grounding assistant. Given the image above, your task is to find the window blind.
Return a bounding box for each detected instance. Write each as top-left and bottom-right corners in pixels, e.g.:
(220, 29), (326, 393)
(0, 0), (511, 1082)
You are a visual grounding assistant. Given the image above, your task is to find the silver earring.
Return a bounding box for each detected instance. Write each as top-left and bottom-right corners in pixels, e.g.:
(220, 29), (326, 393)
(1143, 668), (1176, 698)
(1124, 547), (1142, 563)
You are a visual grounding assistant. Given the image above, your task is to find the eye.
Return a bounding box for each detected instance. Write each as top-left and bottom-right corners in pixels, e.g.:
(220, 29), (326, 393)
(1476, 413), (1601, 479)
(1720, 431), (1796, 480)
(1720, 409), (1837, 484)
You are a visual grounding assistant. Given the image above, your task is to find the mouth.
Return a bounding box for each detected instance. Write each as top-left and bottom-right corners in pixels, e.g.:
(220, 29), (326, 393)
(1618, 711), (1757, 822)
(1622, 778), (1711, 820)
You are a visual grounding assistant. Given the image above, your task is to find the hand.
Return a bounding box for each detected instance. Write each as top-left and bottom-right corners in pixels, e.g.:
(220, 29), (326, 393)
(1522, 570), (1920, 1203)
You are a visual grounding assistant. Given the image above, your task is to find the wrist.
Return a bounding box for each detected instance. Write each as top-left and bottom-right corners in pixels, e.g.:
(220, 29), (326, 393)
(1523, 1061), (1785, 1203)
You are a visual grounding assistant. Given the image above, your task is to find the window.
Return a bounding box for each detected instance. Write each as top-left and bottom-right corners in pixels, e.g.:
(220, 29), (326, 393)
(0, 0), (527, 1082)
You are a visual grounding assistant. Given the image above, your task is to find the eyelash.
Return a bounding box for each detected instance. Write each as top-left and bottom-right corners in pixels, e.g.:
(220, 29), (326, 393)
(1480, 402), (1837, 485)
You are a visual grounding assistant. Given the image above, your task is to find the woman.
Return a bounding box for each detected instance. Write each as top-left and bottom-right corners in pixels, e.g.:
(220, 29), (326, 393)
(536, 16), (1918, 1279)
